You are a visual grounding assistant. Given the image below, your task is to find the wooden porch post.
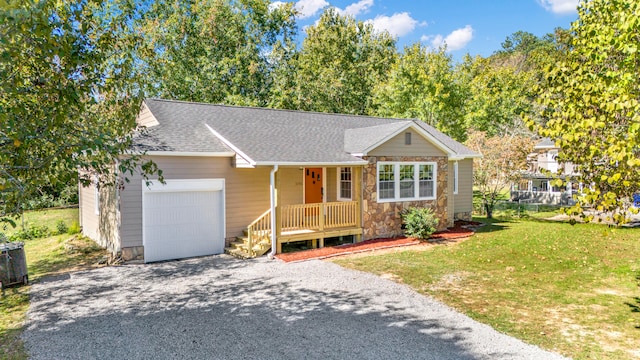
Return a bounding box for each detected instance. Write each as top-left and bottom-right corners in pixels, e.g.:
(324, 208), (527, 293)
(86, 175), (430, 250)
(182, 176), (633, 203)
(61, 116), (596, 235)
(275, 168), (283, 254)
(354, 166), (363, 243)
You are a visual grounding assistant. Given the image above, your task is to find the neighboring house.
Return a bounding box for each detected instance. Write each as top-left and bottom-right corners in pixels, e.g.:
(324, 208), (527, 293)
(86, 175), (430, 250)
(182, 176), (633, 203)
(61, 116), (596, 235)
(79, 99), (480, 263)
(511, 138), (580, 205)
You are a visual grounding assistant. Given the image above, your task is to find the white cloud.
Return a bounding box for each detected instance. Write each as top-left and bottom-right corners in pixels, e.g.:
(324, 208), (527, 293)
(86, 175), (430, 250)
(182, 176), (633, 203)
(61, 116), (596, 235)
(295, 0), (329, 19)
(366, 12), (418, 38)
(335, 0), (374, 17)
(537, 0), (579, 14)
(269, 1), (286, 11)
(427, 25), (474, 51)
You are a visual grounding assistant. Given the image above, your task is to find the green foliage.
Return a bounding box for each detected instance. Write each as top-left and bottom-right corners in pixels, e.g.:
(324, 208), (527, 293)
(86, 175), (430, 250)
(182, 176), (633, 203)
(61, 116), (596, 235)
(55, 220), (68, 235)
(275, 8), (397, 115)
(0, 0), (160, 220)
(67, 221), (80, 235)
(8, 225), (51, 241)
(22, 182), (78, 211)
(138, 0), (297, 106)
(459, 55), (537, 136)
(529, 0), (640, 224)
(401, 207), (439, 239)
(372, 44), (467, 141)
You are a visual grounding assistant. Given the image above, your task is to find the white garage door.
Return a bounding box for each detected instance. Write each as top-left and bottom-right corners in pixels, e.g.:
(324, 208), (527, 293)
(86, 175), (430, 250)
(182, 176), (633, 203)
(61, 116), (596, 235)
(143, 179), (225, 263)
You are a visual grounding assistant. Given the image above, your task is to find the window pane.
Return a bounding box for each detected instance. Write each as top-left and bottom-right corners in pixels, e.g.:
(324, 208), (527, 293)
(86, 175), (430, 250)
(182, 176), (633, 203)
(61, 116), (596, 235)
(419, 164), (434, 198)
(399, 165), (414, 198)
(378, 164), (395, 199)
(340, 168), (352, 199)
(419, 165), (433, 180)
(419, 180), (433, 197)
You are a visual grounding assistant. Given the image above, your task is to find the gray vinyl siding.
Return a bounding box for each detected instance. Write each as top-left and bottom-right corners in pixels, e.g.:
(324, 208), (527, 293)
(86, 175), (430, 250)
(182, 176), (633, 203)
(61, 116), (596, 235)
(368, 128), (447, 157)
(447, 162), (455, 224)
(79, 179), (120, 252)
(119, 156), (272, 248)
(454, 159), (473, 214)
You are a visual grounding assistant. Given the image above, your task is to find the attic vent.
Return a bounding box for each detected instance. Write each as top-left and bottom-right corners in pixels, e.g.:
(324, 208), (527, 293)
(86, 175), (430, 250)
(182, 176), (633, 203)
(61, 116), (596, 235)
(405, 132), (412, 145)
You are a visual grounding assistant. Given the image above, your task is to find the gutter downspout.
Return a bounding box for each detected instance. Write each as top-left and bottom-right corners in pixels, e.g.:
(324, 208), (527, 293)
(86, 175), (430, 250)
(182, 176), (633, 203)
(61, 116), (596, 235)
(268, 164), (279, 258)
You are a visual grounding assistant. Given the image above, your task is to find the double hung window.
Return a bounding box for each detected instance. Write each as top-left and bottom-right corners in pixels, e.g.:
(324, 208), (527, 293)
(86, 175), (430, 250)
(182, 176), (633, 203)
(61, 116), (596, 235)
(377, 162), (437, 202)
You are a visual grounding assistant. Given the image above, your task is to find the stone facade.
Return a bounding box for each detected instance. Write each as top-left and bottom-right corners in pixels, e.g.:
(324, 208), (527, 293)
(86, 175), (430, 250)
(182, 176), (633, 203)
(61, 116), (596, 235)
(454, 211), (472, 221)
(121, 246), (144, 261)
(362, 156), (451, 240)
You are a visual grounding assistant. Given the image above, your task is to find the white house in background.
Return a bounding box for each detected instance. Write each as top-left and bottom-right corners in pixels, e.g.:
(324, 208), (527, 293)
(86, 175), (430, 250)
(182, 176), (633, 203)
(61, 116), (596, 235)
(511, 138), (581, 205)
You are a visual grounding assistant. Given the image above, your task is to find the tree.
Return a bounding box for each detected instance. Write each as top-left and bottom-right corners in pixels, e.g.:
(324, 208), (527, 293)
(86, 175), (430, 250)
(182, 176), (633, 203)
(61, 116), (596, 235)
(372, 44), (468, 141)
(529, 0), (640, 224)
(282, 8), (397, 115)
(465, 131), (534, 218)
(459, 55), (537, 137)
(137, 0), (297, 106)
(0, 1), (159, 223)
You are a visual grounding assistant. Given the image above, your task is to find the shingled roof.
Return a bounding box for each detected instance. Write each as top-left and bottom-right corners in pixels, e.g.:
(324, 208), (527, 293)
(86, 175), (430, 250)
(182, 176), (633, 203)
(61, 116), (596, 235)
(136, 98), (479, 165)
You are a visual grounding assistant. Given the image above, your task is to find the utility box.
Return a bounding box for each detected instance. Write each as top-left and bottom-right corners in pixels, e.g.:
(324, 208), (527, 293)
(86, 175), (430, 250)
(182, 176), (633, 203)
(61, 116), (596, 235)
(0, 242), (28, 289)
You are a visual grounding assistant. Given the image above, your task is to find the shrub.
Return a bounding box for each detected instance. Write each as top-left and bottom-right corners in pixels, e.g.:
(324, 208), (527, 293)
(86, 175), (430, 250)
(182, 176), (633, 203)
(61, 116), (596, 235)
(67, 221), (81, 235)
(9, 225), (51, 241)
(56, 220), (69, 235)
(401, 207), (439, 240)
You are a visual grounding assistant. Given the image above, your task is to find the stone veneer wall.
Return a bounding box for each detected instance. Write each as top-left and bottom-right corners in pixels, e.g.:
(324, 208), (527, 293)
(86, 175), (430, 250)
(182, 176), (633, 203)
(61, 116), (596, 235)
(362, 156), (451, 240)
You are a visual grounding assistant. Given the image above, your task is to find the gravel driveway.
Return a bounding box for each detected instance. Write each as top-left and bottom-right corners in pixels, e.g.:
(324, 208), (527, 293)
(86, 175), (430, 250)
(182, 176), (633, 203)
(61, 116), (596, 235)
(23, 255), (566, 360)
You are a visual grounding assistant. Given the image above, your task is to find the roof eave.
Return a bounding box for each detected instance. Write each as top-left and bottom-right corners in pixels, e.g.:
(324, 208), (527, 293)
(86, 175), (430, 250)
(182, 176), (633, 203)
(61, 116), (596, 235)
(255, 160), (368, 167)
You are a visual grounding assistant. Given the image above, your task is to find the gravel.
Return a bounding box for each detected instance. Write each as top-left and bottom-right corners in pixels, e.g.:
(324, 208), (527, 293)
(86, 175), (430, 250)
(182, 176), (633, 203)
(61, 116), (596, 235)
(22, 255), (567, 360)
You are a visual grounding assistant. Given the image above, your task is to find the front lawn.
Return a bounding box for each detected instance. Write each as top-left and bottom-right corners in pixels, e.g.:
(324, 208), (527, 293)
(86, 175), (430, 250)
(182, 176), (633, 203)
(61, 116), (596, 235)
(334, 217), (640, 360)
(0, 208), (107, 360)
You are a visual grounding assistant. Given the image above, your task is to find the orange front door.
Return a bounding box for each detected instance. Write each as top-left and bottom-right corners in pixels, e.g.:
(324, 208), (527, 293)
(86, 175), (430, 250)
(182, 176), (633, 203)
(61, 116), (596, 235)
(304, 168), (323, 203)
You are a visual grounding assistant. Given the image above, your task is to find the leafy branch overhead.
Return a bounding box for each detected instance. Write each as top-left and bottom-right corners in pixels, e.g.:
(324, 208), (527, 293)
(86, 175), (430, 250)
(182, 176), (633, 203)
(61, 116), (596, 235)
(0, 0), (160, 220)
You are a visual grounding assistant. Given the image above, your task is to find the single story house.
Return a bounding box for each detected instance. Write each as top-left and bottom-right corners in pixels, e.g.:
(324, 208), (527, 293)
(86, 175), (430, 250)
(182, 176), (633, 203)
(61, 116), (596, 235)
(511, 138), (580, 206)
(79, 99), (480, 263)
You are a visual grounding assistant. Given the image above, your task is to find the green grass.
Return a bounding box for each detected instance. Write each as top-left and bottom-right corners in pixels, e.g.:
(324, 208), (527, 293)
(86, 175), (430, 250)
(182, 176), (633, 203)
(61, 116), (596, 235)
(0, 208), (107, 360)
(333, 217), (640, 359)
(2, 208), (79, 237)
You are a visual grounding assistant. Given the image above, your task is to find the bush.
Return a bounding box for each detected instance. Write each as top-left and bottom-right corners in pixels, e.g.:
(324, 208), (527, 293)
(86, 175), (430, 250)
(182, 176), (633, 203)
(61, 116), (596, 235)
(9, 225), (51, 241)
(401, 207), (439, 240)
(56, 220), (69, 235)
(67, 221), (80, 235)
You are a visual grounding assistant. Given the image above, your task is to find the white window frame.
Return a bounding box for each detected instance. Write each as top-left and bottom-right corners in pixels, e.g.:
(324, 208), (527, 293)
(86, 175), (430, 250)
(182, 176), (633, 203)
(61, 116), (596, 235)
(337, 167), (352, 201)
(376, 162), (437, 203)
(453, 161), (458, 195)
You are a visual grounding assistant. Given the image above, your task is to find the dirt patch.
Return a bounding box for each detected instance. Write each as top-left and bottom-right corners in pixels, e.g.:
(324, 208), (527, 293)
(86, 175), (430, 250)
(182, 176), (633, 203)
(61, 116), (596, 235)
(429, 271), (473, 292)
(275, 221), (478, 263)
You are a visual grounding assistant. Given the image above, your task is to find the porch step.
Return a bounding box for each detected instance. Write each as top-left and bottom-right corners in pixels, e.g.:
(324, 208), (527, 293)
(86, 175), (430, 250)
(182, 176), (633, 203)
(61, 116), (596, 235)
(225, 235), (271, 259)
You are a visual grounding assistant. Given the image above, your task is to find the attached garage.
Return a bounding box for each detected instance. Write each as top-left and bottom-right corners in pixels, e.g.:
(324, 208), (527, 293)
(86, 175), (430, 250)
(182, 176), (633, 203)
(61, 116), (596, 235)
(142, 179), (225, 263)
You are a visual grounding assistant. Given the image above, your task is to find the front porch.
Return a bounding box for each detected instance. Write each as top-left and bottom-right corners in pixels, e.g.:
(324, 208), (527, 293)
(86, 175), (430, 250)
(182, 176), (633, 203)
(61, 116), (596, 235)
(226, 166), (364, 258)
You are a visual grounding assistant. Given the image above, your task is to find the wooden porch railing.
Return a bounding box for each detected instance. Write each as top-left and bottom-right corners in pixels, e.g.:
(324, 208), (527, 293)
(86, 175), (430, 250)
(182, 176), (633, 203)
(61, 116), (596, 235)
(246, 209), (271, 256)
(280, 201), (358, 232)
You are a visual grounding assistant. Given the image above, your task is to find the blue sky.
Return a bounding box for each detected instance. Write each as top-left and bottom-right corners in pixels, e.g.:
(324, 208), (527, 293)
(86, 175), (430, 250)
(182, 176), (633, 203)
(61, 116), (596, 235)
(272, 0), (579, 59)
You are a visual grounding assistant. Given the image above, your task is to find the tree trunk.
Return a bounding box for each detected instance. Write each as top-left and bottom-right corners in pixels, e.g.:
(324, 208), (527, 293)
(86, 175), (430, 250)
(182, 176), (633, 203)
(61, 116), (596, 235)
(485, 203), (493, 219)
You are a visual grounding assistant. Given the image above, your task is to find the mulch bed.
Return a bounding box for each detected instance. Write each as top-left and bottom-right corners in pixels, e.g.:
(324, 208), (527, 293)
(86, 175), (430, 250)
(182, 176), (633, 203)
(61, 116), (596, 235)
(275, 220), (481, 263)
